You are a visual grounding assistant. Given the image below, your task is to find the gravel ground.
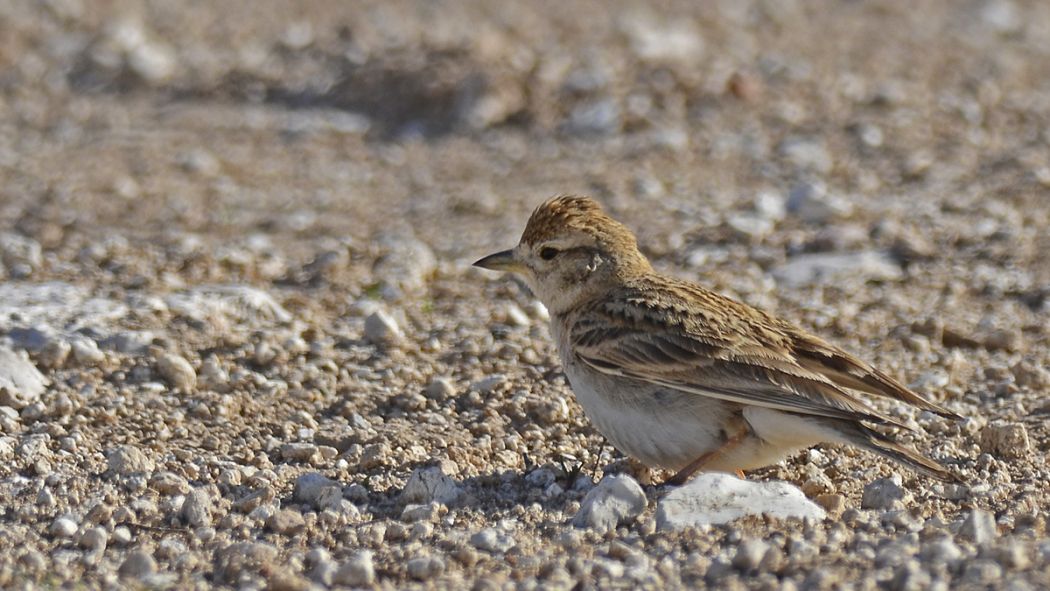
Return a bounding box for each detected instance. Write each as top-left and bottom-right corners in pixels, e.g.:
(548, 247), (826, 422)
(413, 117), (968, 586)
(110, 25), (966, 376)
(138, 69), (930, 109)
(1, 0), (1049, 589)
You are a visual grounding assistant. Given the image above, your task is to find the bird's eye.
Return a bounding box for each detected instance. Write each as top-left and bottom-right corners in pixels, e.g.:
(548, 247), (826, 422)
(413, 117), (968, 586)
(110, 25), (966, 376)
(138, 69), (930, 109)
(540, 247), (560, 260)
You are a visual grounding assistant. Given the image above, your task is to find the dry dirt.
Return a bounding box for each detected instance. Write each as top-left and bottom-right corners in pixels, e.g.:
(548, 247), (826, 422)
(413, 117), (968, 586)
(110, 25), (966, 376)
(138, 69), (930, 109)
(1, 0), (1049, 589)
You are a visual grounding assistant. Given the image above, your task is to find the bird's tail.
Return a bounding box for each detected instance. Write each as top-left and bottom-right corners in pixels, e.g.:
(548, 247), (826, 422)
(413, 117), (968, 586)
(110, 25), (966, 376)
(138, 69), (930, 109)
(833, 421), (960, 482)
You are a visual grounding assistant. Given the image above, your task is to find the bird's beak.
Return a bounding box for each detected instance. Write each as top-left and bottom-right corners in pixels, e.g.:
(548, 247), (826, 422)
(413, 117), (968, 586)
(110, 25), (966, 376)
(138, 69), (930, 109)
(473, 249), (524, 273)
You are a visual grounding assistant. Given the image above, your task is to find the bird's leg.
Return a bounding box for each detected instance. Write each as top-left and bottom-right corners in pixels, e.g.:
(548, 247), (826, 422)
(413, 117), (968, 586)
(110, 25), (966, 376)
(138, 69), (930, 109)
(664, 426), (749, 486)
(735, 469), (746, 479)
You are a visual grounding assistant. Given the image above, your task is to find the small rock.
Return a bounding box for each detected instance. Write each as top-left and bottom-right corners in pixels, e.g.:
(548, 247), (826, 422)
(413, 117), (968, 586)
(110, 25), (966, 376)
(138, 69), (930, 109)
(79, 527), (109, 551)
(372, 233), (436, 296)
(773, 251), (901, 288)
(572, 474), (647, 531)
(920, 538), (964, 567)
(233, 485), (275, 513)
(119, 549), (157, 579)
(106, 445), (155, 476)
(267, 509), (306, 535)
(215, 542), (278, 583)
(401, 465), (464, 505)
(814, 494), (847, 518)
(862, 476), (912, 511)
(980, 328), (1021, 352)
(100, 330), (155, 354)
(656, 473), (825, 530)
(732, 538), (771, 572)
(180, 488), (212, 528)
(69, 337), (106, 366)
(425, 377), (456, 401)
(293, 472), (339, 504)
(406, 555), (445, 580)
(0, 233), (42, 275)
(335, 551), (376, 587)
(1011, 361), (1050, 389)
(280, 442), (320, 463)
(786, 181), (853, 223)
(49, 516), (78, 538)
(149, 471), (191, 495)
(0, 347), (49, 409)
(727, 213), (775, 240)
(979, 421), (1031, 459)
(401, 503), (441, 523)
(364, 310), (401, 345)
(958, 509), (997, 546)
(470, 528), (517, 553)
(156, 353), (196, 392)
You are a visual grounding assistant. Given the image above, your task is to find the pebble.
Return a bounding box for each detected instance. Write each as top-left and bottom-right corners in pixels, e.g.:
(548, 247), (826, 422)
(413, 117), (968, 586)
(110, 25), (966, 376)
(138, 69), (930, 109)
(215, 542), (278, 582)
(814, 494), (847, 518)
(106, 445), (156, 476)
(959, 509), (998, 546)
(656, 473), (825, 530)
(180, 488), (213, 528)
(267, 509), (306, 535)
(0, 233), (43, 276)
(335, 551), (376, 587)
(471, 528), (517, 553)
(280, 442), (321, 463)
(364, 310), (402, 345)
(779, 137), (834, 174)
(425, 377), (456, 401)
(372, 233), (437, 296)
(786, 181), (854, 223)
(401, 502), (440, 523)
(401, 465), (464, 506)
(0, 346), (49, 409)
(49, 516), (78, 539)
(119, 550), (158, 579)
(979, 421), (1031, 459)
(772, 250), (902, 288)
(732, 539), (772, 572)
(69, 336), (106, 366)
(406, 555), (446, 580)
(149, 471), (191, 495)
(572, 474), (647, 531)
(862, 476), (912, 511)
(79, 526), (108, 551)
(156, 352), (197, 392)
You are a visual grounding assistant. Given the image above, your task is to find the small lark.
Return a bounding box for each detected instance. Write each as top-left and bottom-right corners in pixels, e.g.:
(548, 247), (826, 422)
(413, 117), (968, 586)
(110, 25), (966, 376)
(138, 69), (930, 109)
(476, 195), (961, 485)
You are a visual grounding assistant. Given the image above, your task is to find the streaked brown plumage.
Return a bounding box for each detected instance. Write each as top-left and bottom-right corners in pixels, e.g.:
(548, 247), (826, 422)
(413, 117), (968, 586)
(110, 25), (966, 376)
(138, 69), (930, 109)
(476, 195), (961, 483)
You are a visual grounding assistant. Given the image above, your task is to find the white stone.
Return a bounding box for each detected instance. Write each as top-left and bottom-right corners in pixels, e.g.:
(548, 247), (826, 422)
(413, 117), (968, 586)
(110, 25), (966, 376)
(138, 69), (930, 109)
(572, 474), (647, 531)
(106, 445), (155, 476)
(0, 347), (48, 409)
(49, 516), (78, 538)
(656, 473), (825, 530)
(156, 353), (196, 392)
(293, 472), (342, 507)
(70, 336), (106, 366)
(335, 551), (375, 586)
(959, 509), (997, 546)
(471, 528), (517, 553)
(364, 310), (401, 345)
(401, 465), (463, 505)
(772, 251), (902, 288)
(862, 475), (912, 510)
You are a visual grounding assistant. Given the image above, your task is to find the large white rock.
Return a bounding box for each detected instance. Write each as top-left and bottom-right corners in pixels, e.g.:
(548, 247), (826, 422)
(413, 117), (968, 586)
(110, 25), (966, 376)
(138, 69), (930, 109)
(656, 473), (825, 530)
(0, 346), (49, 409)
(572, 474), (647, 531)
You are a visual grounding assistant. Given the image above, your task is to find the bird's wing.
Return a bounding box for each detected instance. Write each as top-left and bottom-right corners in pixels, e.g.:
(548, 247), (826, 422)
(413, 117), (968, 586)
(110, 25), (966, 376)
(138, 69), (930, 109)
(570, 280), (956, 426)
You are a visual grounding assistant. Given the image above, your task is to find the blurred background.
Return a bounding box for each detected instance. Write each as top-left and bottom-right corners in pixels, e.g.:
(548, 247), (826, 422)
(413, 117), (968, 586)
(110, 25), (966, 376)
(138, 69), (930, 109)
(3, 0), (1049, 274)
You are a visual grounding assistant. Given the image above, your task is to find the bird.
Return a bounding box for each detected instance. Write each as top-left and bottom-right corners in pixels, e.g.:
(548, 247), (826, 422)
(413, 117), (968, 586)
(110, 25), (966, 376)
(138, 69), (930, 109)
(474, 195), (961, 485)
